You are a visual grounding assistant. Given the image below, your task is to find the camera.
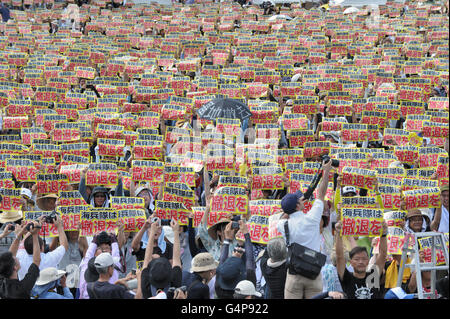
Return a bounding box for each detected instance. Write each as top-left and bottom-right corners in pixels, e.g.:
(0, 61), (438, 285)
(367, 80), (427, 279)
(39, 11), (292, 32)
(151, 217), (171, 226)
(4, 222), (15, 231)
(43, 211), (58, 224)
(321, 155), (340, 168)
(26, 222), (41, 231)
(231, 221), (240, 229)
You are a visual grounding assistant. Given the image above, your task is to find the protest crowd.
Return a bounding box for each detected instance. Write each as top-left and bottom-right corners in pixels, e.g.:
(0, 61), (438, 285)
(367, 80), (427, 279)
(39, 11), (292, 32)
(0, 0), (449, 300)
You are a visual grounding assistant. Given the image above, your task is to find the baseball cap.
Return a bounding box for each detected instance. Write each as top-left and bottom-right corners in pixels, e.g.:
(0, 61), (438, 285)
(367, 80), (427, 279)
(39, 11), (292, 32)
(384, 287), (415, 299)
(234, 280), (262, 298)
(342, 186), (357, 196)
(280, 190), (303, 215)
(20, 188), (33, 200)
(94, 253), (120, 269)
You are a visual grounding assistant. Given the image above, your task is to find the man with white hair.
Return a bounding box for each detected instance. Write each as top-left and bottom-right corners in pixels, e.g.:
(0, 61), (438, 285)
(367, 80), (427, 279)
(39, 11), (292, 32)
(87, 252), (142, 299)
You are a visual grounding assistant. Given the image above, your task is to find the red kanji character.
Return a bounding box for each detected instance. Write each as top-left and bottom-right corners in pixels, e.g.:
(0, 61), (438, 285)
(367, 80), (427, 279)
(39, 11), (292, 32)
(136, 218), (146, 230)
(208, 212), (218, 227)
(127, 218), (136, 232)
(81, 220), (94, 236)
(393, 195), (402, 209)
(235, 197), (247, 214)
(251, 224), (262, 242)
(341, 218), (356, 236)
(369, 220), (382, 236)
(95, 220), (106, 233)
(212, 196), (225, 212)
(342, 172), (353, 186)
(388, 236), (400, 254)
(365, 177), (375, 190)
(223, 195), (236, 213)
(264, 175), (274, 189)
(405, 195), (418, 210)
(383, 194), (393, 208)
(355, 175), (365, 188)
(418, 194), (429, 208)
(356, 218), (370, 236)
(261, 226), (269, 242)
(430, 194), (441, 207)
(422, 248), (432, 263)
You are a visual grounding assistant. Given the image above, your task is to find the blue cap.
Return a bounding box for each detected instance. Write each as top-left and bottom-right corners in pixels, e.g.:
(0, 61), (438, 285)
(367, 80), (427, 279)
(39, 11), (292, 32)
(384, 287), (415, 299)
(216, 257), (246, 291)
(281, 190), (303, 215)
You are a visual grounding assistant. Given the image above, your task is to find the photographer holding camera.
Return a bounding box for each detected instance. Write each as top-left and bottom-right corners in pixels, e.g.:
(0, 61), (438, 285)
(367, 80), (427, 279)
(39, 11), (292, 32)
(140, 218), (183, 299)
(277, 158), (333, 299)
(30, 267), (73, 299)
(0, 219), (41, 299)
(15, 214), (69, 281)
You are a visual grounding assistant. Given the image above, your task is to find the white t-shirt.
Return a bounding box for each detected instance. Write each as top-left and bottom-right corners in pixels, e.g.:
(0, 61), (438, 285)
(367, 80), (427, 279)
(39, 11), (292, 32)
(277, 199), (324, 252)
(438, 206), (449, 233)
(16, 246), (66, 280)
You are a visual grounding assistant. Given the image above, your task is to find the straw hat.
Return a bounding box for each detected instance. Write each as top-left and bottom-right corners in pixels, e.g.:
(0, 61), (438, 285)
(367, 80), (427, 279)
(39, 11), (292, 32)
(0, 211), (23, 224)
(190, 252), (218, 273)
(207, 216), (231, 241)
(406, 209), (422, 220)
(36, 193), (58, 210)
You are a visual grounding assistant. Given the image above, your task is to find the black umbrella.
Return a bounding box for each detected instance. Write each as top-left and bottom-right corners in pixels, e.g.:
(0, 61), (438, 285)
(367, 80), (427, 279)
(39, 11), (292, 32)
(196, 98), (252, 121)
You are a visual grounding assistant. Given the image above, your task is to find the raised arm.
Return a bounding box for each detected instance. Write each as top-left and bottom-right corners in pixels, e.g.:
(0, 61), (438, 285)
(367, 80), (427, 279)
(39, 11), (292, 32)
(374, 221), (388, 273)
(187, 215), (200, 258)
(170, 220), (182, 269)
(142, 221), (158, 270)
(201, 168), (212, 226)
(8, 222), (28, 257)
(241, 220), (256, 286)
(31, 221), (42, 267)
(219, 222), (233, 265)
(114, 171), (124, 197)
(334, 221), (347, 281)
(78, 167), (90, 203)
(430, 206), (442, 231)
(55, 215), (69, 251)
(131, 219), (151, 253)
(317, 159), (333, 202)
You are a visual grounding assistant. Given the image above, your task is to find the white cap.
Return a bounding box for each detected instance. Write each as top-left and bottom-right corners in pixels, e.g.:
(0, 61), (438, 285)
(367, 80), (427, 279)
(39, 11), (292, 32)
(94, 253), (120, 269)
(20, 188), (33, 201)
(163, 226), (174, 244)
(234, 280), (262, 297)
(342, 186), (357, 195)
(149, 291), (167, 299)
(136, 185), (151, 197)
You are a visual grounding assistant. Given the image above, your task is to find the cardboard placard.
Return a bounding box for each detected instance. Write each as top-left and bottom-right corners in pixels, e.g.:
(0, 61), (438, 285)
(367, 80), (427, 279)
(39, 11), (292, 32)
(340, 208), (384, 237)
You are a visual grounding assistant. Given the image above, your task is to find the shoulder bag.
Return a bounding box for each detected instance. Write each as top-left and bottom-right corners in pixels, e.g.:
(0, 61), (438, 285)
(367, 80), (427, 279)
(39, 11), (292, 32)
(284, 221), (326, 280)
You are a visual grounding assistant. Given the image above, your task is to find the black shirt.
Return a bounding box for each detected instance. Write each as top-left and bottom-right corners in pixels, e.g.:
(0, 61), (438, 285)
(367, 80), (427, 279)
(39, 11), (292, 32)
(0, 263), (40, 299)
(185, 273), (210, 299)
(88, 281), (135, 299)
(260, 250), (287, 299)
(339, 266), (385, 299)
(141, 265), (182, 299)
